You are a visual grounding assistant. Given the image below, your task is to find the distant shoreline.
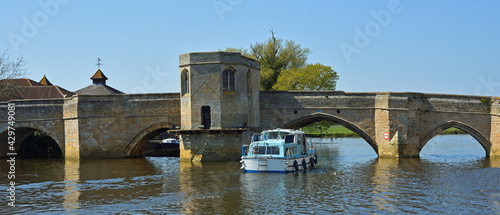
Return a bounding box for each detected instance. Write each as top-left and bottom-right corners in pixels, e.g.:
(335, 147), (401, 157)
(304, 126), (466, 138)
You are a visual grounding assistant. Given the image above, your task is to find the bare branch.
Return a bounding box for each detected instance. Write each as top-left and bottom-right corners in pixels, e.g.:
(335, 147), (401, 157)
(0, 51), (28, 101)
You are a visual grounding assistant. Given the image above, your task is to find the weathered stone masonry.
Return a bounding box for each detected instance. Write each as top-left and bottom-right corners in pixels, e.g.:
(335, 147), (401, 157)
(1, 51), (499, 160)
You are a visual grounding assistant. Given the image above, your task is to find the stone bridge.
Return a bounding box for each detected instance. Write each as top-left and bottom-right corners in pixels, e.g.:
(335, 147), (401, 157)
(1, 51), (499, 160)
(1, 91), (498, 160)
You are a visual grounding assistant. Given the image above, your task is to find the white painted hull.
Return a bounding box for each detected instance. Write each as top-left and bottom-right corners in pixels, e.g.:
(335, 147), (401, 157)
(241, 154), (316, 173)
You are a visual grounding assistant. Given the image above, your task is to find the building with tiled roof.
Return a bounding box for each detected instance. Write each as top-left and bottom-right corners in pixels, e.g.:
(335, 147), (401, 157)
(75, 69), (124, 95)
(0, 76), (74, 101)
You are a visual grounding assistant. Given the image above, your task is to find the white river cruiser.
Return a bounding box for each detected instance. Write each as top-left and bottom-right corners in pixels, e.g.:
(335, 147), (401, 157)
(240, 129), (317, 173)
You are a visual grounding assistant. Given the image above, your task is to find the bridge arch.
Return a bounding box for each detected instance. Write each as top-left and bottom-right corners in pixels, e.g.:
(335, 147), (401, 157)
(124, 122), (174, 157)
(0, 126), (64, 157)
(282, 113), (378, 154)
(419, 120), (491, 156)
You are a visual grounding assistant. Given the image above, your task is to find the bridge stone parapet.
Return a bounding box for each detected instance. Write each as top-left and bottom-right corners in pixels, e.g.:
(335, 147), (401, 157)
(418, 93), (493, 113)
(63, 93), (181, 159)
(258, 91), (499, 158)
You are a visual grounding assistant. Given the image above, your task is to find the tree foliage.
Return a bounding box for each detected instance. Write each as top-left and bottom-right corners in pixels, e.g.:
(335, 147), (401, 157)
(225, 30), (338, 91)
(249, 33), (310, 91)
(0, 51), (27, 101)
(273, 63), (339, 91)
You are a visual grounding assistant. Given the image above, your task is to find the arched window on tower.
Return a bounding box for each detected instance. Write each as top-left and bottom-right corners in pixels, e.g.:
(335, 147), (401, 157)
(181, 69), (189, 95)
(222, 67), (236, 92)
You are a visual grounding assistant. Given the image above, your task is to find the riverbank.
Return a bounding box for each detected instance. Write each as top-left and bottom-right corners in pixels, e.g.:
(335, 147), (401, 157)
(303, 126), (466, 138)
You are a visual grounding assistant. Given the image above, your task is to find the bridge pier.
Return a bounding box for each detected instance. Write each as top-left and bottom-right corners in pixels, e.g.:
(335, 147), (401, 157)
(375, 94), (420, 158)
(63, 96), (80, 159)
(491, 101), (500, 156)
(179, 130), (252, 162)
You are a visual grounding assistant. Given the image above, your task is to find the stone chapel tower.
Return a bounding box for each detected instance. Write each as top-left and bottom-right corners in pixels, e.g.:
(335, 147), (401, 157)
(179, 51), (260, 130)
(178, 51), (260, 161)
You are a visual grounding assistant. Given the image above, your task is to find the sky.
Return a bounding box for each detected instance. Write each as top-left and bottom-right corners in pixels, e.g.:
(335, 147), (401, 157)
(1, 0), (499, 96)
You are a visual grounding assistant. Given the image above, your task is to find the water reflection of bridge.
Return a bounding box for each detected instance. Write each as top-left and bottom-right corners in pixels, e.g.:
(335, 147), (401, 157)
(1, 152), (496, 213)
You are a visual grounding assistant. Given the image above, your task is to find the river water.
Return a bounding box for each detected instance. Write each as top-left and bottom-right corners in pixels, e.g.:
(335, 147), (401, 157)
(1, 135), (499, 214)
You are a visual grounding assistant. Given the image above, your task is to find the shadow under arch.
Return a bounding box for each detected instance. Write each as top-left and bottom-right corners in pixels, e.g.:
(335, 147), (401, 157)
(283, 113), (379, 155)
(419, 120), (491, 156)
(0, 126), (63, 158)
(124, 122), (173, 157)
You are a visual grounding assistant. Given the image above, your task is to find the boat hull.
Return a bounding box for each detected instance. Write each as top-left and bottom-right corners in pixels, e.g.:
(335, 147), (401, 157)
(241, 154), (316, 173)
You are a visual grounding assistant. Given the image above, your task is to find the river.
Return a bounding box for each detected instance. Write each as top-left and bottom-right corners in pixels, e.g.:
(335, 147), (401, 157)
(1, 135), (499, 214)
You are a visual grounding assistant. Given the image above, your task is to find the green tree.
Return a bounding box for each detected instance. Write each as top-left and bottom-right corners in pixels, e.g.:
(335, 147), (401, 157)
(0, 51), (27, 101)
(250, 32), (310, 91)
(226, 30), (338, 91)
(226, 30), (311, 91)
(273, 63), (339, 91)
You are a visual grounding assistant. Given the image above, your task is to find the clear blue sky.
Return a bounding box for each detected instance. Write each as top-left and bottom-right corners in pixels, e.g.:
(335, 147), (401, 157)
(1, 0), (499, 96)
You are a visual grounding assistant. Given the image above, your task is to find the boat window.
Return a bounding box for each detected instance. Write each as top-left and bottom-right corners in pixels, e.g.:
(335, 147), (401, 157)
(252, 146), (259, 154)
(301, 134), (307, 152)
(268, 132), (280, 139)
(252, 134), (261, 142)
(258, 146), (266, 154)
(284, 135), (294, 144)
(269, 146), (279, 155)
(285, 146), (296, 157)
(253, 146), (279, 155)
(242, 145), (249, 156)
(263, 132), (291, 140)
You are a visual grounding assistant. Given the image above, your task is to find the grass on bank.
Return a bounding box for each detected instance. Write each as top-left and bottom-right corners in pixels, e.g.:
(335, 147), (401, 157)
(303, 126), (466, 138)
(302, 125), (359, 138)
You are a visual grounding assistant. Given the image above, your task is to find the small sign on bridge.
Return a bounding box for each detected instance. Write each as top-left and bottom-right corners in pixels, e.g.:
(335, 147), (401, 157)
(383, 132), (389, 140)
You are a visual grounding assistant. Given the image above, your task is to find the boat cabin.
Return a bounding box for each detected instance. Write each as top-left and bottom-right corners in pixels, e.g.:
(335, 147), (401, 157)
(243, 129), (311, 159)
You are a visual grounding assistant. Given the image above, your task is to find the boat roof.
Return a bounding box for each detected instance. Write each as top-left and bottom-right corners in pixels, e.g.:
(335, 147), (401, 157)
(260, 128), (304, 134)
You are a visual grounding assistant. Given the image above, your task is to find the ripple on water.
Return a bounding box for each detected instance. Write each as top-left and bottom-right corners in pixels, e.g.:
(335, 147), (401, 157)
(1, 136), (499, 214)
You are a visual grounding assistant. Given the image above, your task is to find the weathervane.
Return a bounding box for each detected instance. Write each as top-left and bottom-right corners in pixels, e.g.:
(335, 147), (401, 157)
(96, 58), (103, 69)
